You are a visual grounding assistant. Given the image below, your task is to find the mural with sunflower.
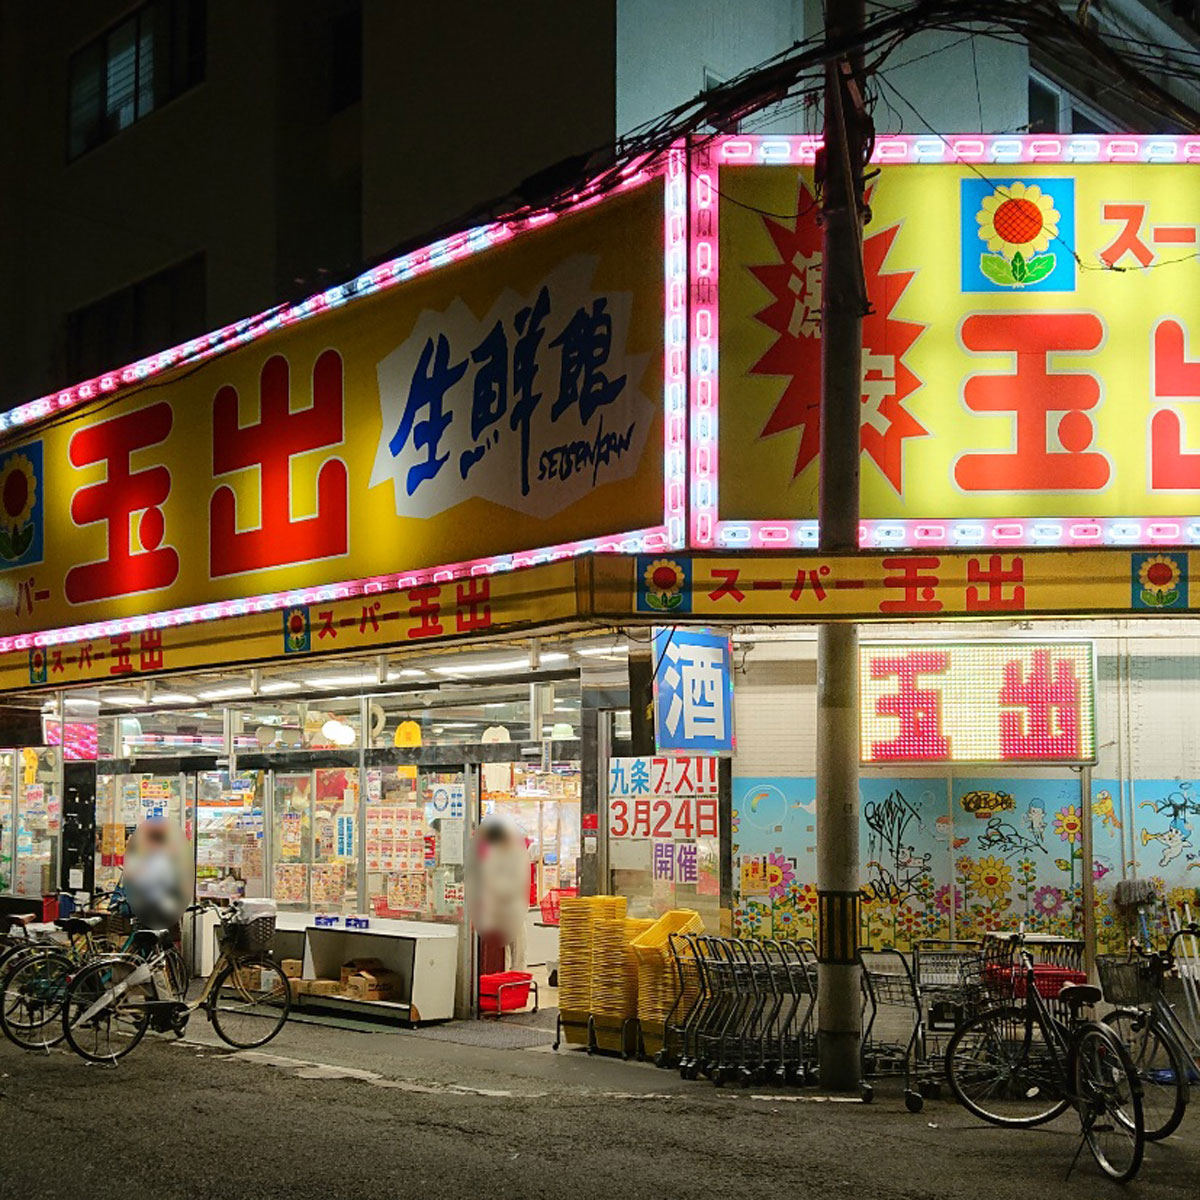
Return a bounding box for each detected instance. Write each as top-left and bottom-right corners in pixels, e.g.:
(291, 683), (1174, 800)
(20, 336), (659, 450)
(732, 774), (1200, 955)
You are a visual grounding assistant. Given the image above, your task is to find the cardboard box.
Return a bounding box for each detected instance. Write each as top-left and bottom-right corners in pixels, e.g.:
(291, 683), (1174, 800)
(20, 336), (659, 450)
(345, 968), (402, 1002)
(280, 959), (303, 979)
(307, 979), (342, 996)
(231, 965), (261, 991)
(289, 978), (309, 995)
(340, 957), (386, 986)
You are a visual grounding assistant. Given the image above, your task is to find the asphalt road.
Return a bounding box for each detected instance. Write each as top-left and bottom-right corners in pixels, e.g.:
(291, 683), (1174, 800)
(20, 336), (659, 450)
(1, 1022), (1197, 1200)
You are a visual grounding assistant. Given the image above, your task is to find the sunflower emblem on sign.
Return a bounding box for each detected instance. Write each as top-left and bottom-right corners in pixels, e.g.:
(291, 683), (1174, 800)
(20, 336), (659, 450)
(640, 557), (687, 612)
(976, 182), (1059, 287)
(0, 447), (43, 566)
(282, 605), (311, 653)
(1132, 552), (1186, 610)
(1138, 554), (1181, 606)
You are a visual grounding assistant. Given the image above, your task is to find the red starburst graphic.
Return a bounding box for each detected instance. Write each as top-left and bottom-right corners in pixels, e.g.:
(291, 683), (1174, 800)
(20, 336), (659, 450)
(750, 179), (927, 493)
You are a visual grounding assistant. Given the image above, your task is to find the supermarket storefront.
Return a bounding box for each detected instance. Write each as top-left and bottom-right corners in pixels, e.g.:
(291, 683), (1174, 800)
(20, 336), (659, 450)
(2, 135), (1199, 1004)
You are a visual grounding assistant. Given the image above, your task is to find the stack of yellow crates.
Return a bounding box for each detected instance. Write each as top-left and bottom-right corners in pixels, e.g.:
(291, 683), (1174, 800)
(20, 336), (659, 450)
(631, 909), (704, 1057)
(558, 895), (626, 1045)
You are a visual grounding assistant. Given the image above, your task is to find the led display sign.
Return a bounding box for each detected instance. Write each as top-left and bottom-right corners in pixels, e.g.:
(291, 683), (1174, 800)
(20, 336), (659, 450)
(859, 641), (1096, 765)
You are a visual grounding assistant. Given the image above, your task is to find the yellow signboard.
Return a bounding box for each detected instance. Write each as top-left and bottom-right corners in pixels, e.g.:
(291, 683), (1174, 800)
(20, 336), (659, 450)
(2, 560), (577, 693)
(718, 159), (1200, 524)
(614, 549), (1198, 619)
(0, 179), (665, 639)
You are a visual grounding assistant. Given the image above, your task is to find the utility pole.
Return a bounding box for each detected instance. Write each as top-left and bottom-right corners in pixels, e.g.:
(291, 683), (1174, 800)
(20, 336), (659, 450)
(816, 0), (868, 1093)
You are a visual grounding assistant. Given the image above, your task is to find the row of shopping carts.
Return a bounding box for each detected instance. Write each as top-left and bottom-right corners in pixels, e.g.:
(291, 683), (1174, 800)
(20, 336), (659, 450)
(653, 934), (819, 1087)
(652, 932), (1086, 1110)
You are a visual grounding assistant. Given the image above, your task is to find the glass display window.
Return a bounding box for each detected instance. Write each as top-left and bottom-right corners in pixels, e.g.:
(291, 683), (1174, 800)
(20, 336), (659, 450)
(268, 767), (360, 912)
(12, 746), (61, 898)
(195, 770), (266, 900)
(482, 763), (581, 907)
(0, 751), (14, 894)
(366, 766), (465, 923)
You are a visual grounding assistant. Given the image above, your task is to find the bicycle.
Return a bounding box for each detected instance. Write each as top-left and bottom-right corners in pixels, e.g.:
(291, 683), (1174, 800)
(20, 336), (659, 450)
(1098, 923), (1200, 1141)
(1, 894), (150, 1052)
(60, 900), (291, 1063)
(945, 932), (1146, 1182)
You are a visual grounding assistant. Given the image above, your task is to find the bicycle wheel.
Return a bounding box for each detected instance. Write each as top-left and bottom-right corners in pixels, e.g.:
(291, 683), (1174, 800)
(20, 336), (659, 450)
(1103, 1008), (1188, 1140)
(0, 948), (72, 1050)
(945, 1004), (1071, 1127)
(1072, 1023), (1144, 1182)
(61, 957), (151, 1063)
(207, 956), (291, 1049)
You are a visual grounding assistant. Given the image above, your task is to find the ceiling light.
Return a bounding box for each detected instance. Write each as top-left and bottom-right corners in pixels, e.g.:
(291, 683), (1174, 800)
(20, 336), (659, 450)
(398, 668), (426, 677)
(258, 680), (301, 694)
(432, 652), (568, 677)
(321, 718), (357, 747)
(100, 692), (145, 707)
(574, 644), (629, 656)
(303, 672), (380, 688)
(150, 693), (198, 705)
(63, 696), (101, 710)
(196, 685), (254, 701)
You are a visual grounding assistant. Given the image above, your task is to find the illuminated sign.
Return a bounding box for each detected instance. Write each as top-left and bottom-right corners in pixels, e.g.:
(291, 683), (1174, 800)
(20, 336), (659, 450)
(619, 550), (1197, 619)
(0, 172), (676, 646)
(709, 137), (1200, 551)
(859, 642), (1096, 765)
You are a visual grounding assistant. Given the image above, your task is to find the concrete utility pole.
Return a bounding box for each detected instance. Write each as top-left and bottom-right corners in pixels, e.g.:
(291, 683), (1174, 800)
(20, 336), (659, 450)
(816, 0), (867, 1093)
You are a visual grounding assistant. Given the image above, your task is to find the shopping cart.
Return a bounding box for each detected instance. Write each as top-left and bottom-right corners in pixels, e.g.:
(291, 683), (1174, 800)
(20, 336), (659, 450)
(980, 931), (1086, 1021)
(860, 947), (929, 1111)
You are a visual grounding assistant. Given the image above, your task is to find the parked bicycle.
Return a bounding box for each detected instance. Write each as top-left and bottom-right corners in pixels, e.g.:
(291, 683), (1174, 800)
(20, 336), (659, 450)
(60, 899), (290, 1063)
(0, 892), (145, 1052)
(945, 931), (1146, 1182)
(1097, 923), (1200, 1141)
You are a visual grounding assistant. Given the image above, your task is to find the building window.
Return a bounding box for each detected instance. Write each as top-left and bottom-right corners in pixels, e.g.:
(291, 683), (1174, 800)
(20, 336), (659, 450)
(65, 254), (206, 385)
(1027, 71), (1112, 135)
(68, 0), (206, 159)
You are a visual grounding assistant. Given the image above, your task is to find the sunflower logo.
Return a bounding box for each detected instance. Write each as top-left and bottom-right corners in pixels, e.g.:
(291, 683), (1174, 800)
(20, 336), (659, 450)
(282, 605), (311, 653)
(642, 557), (685, 611)
(1137, 553), (1181, 607)
(976, 181), (1059, 288)
(0, 450), (40, 563)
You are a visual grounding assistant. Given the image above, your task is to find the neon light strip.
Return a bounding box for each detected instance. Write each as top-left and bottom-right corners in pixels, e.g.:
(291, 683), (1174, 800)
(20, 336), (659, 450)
(0, 526), (671, 656)
(663, 142), (688, 549)
(0, 162), (657, 434)
(689, 141), (719, 546)
(717, 134), (1200, 165)
(713, 517), (1200, 551)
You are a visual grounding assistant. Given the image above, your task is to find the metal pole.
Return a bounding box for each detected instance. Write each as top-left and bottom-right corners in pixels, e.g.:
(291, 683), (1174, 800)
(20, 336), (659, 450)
(1080, 765), (1097, 982)
(816, 0), (867, 1093)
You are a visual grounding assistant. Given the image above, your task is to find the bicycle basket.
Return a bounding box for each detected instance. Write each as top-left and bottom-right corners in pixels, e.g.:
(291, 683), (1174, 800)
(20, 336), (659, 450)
(222, 914), (276, 954)
(1097, 956), (1158, 1006)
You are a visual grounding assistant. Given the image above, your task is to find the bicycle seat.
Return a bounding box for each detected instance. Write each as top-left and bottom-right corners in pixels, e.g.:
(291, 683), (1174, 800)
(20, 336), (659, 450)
(1059, 983), (1102, 1008)
(55, 915), (103, 934)
(131, 927), (175, 948)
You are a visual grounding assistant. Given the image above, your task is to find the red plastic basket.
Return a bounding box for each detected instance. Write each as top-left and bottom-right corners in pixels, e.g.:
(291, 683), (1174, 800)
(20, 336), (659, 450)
(479, 971), (533, 1013)
(538, 887), (577, 926)
(985, 962), (1086, 999)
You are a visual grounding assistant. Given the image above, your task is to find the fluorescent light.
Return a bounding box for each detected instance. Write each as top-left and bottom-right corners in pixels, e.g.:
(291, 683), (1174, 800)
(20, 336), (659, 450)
(100, 692), (144, 707)
(196, 686), (254, 701)
(151, 693), (198, 705)
(258, 680), (301, 694)
(64, 697), (101, 710)
(437, 722), (477, 729)
(398, 668), (426, 677)
(303, 672), (379, 688)
(575, 644), (629, 656)
(432, 652), (568, 677)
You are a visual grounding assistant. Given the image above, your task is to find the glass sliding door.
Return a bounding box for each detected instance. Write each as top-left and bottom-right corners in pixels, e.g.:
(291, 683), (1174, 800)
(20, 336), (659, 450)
(13, 747), (61, 898)
(271, 772), (313, 909)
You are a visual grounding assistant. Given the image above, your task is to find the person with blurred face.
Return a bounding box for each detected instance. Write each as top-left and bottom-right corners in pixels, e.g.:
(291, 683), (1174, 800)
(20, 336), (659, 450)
(121, 818), (188, 929)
